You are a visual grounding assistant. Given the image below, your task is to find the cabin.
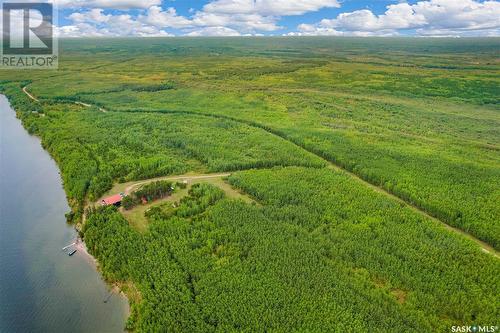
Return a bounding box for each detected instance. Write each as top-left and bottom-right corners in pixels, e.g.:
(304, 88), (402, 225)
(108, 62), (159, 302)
(101, 194), (123, 207)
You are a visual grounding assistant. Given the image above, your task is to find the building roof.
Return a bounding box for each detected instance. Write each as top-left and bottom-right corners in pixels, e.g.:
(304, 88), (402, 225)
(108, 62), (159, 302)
(102, 194), (122, 205)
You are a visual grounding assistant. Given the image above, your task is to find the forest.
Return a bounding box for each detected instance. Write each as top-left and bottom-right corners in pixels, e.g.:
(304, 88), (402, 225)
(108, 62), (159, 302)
(83, 168), (499, 332)
(122, 180), (174, 210)
(0, 37), (498, 332)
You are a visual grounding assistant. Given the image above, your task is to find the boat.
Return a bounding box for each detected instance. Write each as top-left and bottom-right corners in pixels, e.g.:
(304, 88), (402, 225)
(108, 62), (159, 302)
(68, 249), (77, 256)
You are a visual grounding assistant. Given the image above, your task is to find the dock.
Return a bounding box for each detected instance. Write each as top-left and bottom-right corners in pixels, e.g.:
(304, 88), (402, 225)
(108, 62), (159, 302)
(62, 242), (76, 251)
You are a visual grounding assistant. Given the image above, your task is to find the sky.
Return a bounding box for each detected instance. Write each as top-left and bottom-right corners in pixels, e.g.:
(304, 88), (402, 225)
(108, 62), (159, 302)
(8, 0), (500, 37)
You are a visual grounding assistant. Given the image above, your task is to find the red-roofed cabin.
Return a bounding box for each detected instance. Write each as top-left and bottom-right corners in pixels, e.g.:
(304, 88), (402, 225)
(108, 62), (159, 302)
(101, 194), (123, 207)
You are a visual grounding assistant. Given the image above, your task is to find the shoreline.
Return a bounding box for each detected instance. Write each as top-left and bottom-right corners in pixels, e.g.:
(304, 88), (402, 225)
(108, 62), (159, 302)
(73, 236), (131, 318)
(1, 93), (131, 328)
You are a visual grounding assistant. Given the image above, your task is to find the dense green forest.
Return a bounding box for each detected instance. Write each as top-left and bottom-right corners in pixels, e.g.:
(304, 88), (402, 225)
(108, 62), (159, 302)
(83, 169), (499, 332)
(1, 38), (498, 248)
(0, 37), (498, 331)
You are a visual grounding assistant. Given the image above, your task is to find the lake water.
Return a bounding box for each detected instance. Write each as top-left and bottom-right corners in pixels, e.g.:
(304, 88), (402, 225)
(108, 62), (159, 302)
(0, 95), (128, 332)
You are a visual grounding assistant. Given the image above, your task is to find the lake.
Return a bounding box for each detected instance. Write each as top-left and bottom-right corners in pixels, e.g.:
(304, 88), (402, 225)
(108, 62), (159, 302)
(0, 95), (128, 332)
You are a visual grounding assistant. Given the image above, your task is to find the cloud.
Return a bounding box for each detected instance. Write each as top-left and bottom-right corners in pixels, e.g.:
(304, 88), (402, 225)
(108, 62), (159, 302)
(287, 24), (398, 37)
(69, 8), (110, 23)
(202, 0), (340, 16)
(56, 0), (341, 36)
(324, 4), (426, 31)
(192, 12), (280, 32)
(56, 0), (160, 10)
(139, 6), (193, 29)
(55, 0), (500, 37)
(59, 8), (172, 36)
(186, 0), (340, 34)
(185, 26), (241, 36)
(58, 0), (341, 37)
(60, 0), (339, 36)
(291, 0), (500, 36)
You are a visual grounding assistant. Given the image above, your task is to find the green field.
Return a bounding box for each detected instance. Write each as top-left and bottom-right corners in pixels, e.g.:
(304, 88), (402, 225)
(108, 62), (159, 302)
(1, 37), (499, 332)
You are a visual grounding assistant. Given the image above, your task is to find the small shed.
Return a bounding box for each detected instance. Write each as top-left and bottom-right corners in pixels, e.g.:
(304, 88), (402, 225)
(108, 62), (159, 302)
(101, 194), (123, 206)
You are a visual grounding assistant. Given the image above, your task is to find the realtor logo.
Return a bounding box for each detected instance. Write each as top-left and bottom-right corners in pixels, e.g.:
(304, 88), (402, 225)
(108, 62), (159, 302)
(1, 2), (58, 69)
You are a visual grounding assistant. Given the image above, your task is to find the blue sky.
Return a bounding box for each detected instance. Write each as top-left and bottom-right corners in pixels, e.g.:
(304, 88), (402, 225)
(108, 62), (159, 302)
(53, 0), (500, 37)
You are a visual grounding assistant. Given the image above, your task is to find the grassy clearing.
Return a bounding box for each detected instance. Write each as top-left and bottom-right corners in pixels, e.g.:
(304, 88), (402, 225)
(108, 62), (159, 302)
(121, 176), (255, 232)
(122, 187), (189, 232)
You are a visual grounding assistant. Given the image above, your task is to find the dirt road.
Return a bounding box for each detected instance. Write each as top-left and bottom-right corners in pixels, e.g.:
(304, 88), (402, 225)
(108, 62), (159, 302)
(22, 86), (39, 102)
(124, 173), (231, 195)
(22, 86), (107, 112)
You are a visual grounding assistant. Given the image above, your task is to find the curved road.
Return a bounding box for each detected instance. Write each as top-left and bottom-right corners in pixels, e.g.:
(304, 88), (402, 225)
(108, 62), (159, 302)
(123, 173), (231, 195)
